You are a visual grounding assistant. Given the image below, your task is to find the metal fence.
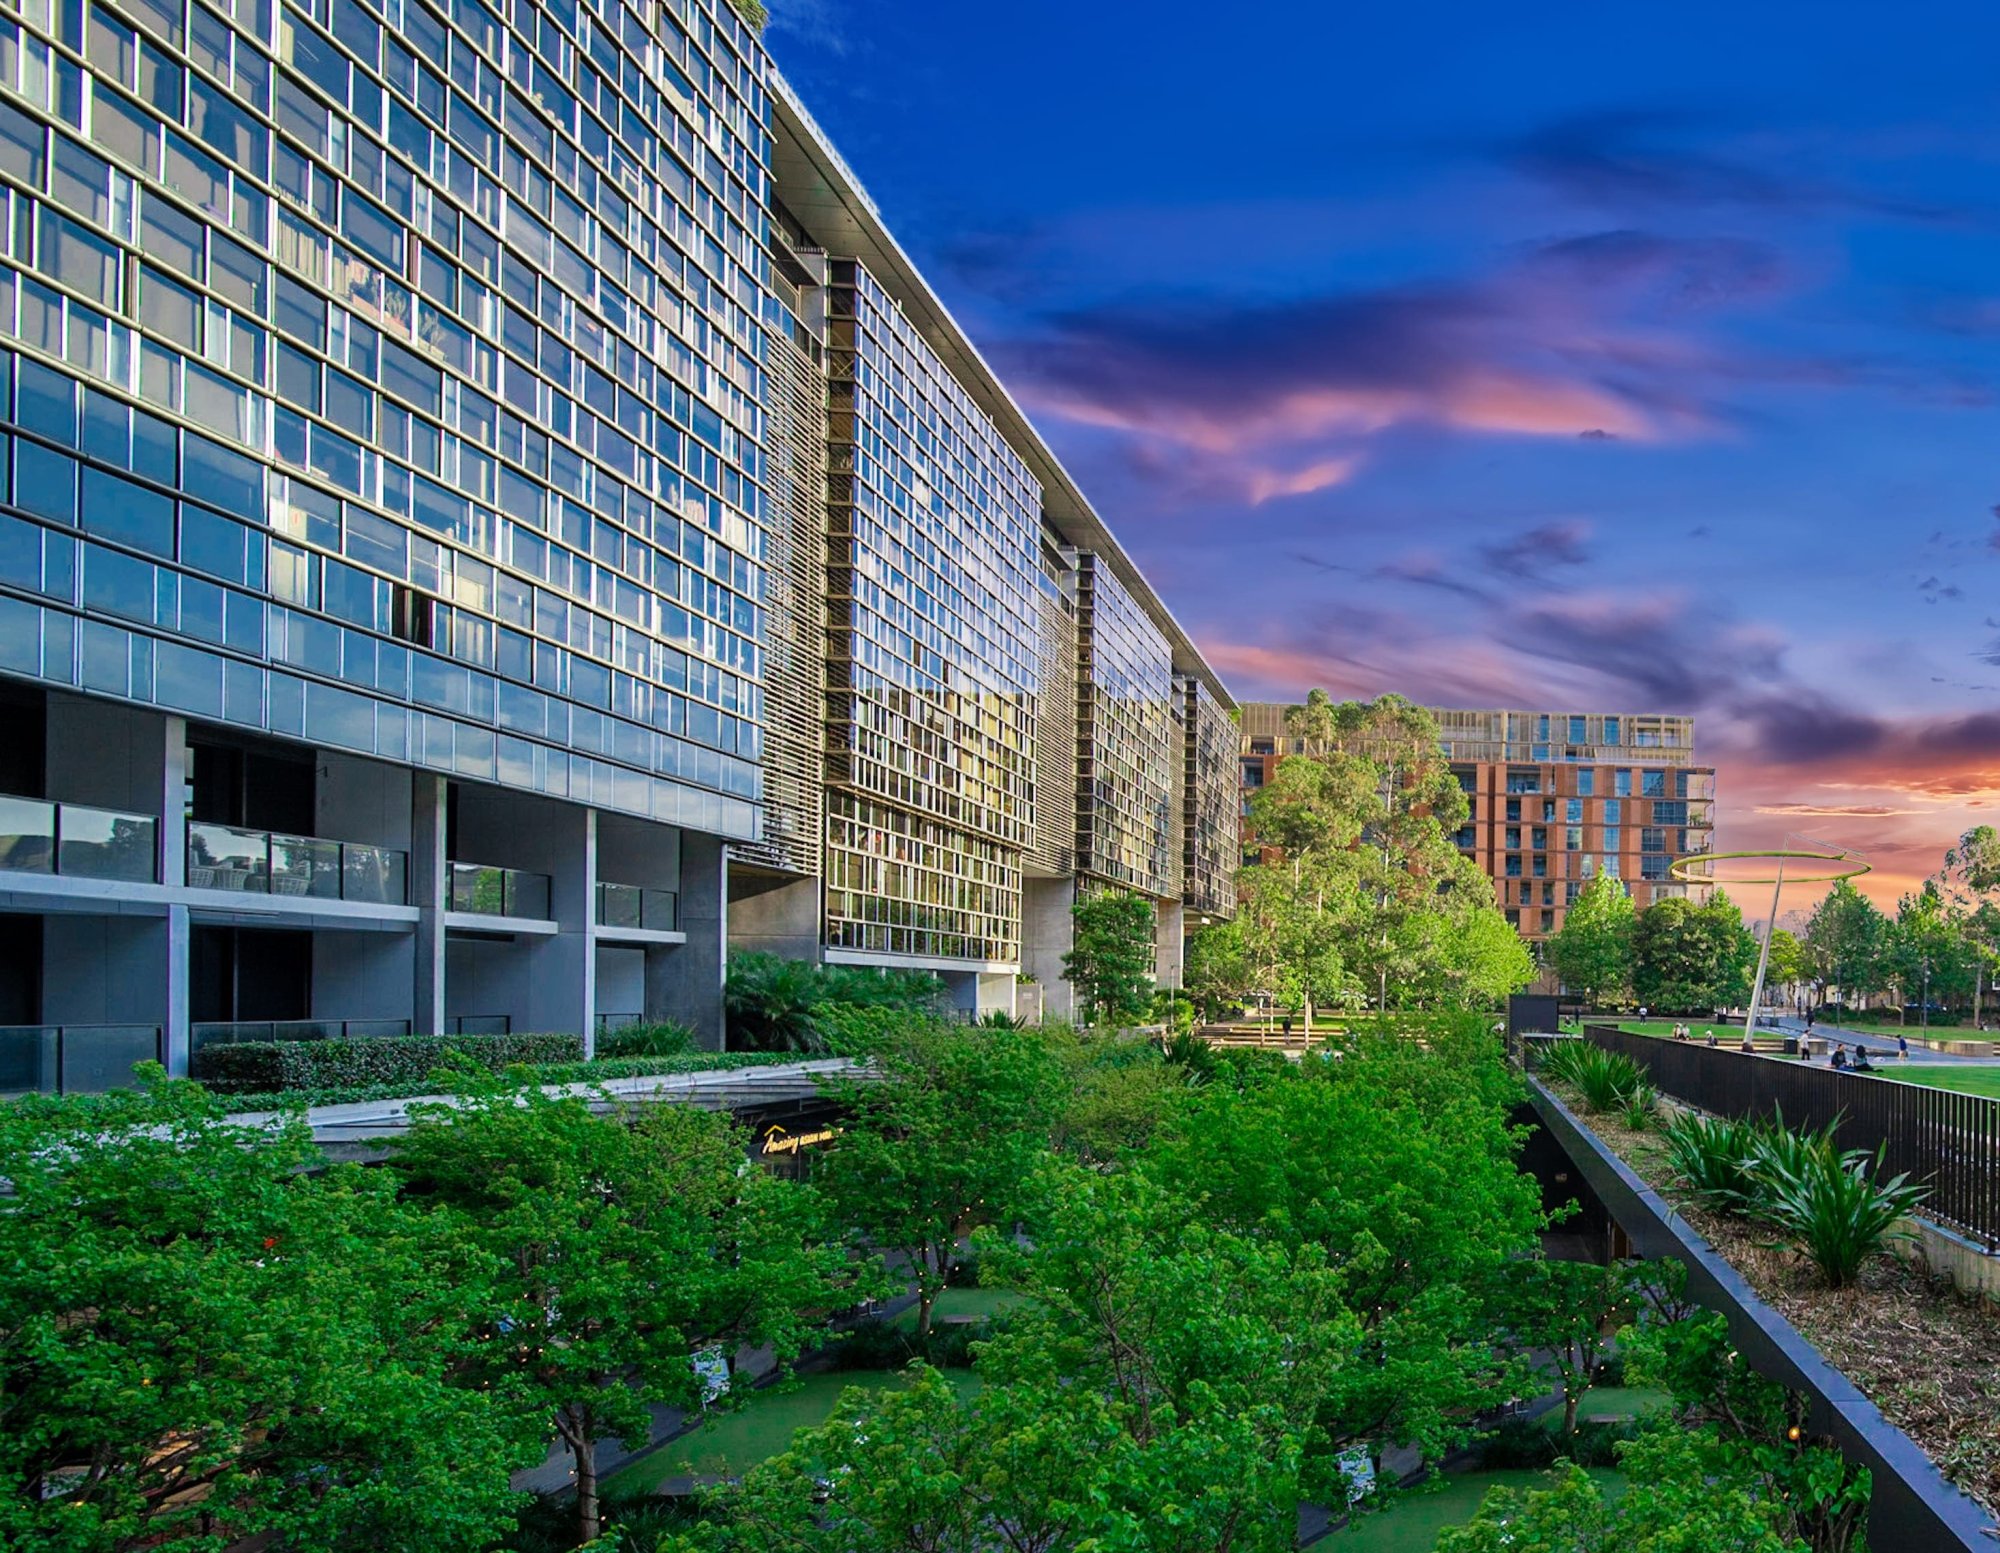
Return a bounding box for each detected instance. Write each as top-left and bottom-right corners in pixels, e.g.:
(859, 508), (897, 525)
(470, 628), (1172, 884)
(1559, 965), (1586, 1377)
(1585, 1024), (2000, 1249)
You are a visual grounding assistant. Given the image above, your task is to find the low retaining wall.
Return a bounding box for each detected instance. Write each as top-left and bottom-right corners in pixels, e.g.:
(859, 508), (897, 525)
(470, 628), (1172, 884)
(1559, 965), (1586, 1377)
(1528, 1078), (1997, 1551)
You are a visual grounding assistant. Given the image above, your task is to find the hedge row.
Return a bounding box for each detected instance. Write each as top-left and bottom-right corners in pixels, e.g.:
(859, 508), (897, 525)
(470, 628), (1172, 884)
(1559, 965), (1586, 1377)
(218, 1051), (803, 1109)
(195, 1031), (587, 1094)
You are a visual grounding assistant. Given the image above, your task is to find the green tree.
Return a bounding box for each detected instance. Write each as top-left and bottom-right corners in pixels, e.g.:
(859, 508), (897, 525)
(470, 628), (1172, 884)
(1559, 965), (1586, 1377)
(1883, 881), (1977, 1018)
(1240, 694), (1526, 1013)
(391, 1080), (856, 1544)
(0, 1073), (531, 1553)
(816, 1019), (1069, 1339)
(1498, 1259), (1630, 1436)
(1140, 1023), (1544, 1465)
(1801, 879), (1888, 1008)
(1185, 916), (1252, 1020)
(1634, 891), (1758, 1012)
(1765, 928), (1811, 1004)
(1063, 890), (1157, 1026)
(1546, 874), (1636, 1009)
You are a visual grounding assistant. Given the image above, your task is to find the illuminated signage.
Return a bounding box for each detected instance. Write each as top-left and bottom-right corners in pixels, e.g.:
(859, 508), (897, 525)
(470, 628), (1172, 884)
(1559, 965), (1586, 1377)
(760, 1123), (839, 1157)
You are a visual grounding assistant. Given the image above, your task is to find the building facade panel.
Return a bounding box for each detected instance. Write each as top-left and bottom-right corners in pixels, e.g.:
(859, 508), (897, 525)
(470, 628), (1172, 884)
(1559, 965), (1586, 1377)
(1182, 673), (1236, 919)
(1075, 551), (1177, 898)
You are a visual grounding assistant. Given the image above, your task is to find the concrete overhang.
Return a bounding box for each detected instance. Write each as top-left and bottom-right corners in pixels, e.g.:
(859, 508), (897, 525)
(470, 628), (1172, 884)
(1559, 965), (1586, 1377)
(766, 70), (1234, 712)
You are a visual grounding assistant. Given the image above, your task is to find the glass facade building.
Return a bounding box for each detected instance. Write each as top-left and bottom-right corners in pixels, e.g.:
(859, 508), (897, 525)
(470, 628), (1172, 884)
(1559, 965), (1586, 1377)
(0, 0), (1241, 1084)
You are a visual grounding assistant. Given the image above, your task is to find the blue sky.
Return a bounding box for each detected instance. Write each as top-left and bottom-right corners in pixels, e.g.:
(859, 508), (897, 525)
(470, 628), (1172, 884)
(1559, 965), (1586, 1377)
(767, 0), (2000, 903)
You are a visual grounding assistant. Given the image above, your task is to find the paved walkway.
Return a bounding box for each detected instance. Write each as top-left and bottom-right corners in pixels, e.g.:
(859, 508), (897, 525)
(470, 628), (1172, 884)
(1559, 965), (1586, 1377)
(1765, 1016), (2000, 1067)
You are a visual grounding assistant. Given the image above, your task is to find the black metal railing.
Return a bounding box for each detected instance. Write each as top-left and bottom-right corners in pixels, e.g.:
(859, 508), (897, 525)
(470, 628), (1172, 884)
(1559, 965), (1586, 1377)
(0, 795), (158, 882)
(595, 882), (678, 932)
(1585, 1024), (2000, 1248)
(446, 861), (553, 919)
(191, 1018), (413, 1054)
(186, 823), (407, 904)
(0, 1023), (163, 1095)
(446, 1014), (511, 1035)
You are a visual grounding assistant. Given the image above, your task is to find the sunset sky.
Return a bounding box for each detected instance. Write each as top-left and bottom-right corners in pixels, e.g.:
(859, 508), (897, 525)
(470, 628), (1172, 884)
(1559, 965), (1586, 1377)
(768, 0), (2000, 912)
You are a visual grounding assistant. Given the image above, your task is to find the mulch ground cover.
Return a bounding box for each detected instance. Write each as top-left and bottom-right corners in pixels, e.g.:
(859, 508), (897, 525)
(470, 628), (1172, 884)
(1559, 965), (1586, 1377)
(1544, 1079), (2000, 1520)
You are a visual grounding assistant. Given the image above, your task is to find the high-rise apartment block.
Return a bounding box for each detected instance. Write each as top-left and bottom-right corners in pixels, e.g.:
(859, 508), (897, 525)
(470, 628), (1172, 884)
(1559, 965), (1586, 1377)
(0, 0), (1236, 1093)
(1238, 704), (1714, 942)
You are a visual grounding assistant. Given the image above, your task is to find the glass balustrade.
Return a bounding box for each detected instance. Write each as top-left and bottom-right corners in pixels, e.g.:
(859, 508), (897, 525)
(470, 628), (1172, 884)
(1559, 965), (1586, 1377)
(0, 1023), (162, 1095)
(186, 825), (408, 904)
(0, 794), (157, 882)
(190, 1018), (412, 1054)
(595, 882), (679, 931)
(447, 862), (553, 919)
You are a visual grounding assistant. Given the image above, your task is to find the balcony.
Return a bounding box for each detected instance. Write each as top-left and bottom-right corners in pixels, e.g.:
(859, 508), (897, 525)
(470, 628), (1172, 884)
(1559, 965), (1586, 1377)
(0, 794), (158, 883)
(186, 824), (408, 905)
(447, 861), (552, 920)
(596, 882), (678, 933)
(191, 1017), (413, 1054)
(0, 1023), (162, 1095)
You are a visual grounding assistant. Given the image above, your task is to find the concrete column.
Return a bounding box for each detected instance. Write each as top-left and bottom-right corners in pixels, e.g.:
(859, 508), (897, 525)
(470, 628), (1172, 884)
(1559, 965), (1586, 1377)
(164, 906), (190, 1076)
(1153, 899), (1185, 991)
(648, 830), (726, 1049)
(1021, 876), (1076, 1023)
(976, 972), (1017, 1020)
(411, 774), (447, 1036)
(571, 808), (598, 1055)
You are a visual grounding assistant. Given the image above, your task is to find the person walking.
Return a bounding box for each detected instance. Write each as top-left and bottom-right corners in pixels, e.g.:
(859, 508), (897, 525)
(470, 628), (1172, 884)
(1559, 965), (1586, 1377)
(1898, 1033), (1910, 1062)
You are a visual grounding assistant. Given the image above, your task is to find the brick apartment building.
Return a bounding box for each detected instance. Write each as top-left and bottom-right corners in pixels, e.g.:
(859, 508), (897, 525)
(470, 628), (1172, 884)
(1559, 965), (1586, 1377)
(1238, 704), (1716, 944)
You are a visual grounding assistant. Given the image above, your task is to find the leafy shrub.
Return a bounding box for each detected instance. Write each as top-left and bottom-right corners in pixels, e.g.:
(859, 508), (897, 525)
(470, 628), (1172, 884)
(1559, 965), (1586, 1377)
(1535, 1038), (1594, 1086)
(594, 1020), (696, 1059)
(976, 1010), (1022, 1029)
(1621, 1082), (1658, 1131)
(1477, 1415), (1636, 1469)
(1559, 1046), (1647, 1112)
(1660, 1112), (1763, 1215)
(1152, 988), (1196, 1037)
(1746, 1110), (1840, 1195)
(1759, 1140), (1929, 1287)
(725, 952), (948, 1052)
(827, 1314), (992, 1371)
(195, 1031), (584, 1093)
(1161, 1028), (1219, 1084)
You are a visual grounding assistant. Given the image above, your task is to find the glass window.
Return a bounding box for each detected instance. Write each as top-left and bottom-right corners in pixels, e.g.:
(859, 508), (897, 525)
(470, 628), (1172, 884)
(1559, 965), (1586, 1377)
(1603, 799), (1621, 824)
(1576, 769), (1593, 795)
(15, 442), (78, 525)
(1603, 828), (1621, 853)
(1641, 828), (1667, 853)
(1565, 798), (1583, 823)
(182, 433), (263, 518)
(81, 539), (155, 622)
(1641, 769), (1666, 797)
(17, 358), (79, 444)
(1603, 717), (1620, 745)
(1615, 769), (1632, 797)
(1568, 715), (1586, 743)
(82, 466), (175, 557)
(1565, 826), (1582, 850)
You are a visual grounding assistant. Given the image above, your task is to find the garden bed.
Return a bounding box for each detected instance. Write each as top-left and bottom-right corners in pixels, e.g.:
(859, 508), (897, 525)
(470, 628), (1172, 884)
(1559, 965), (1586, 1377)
(1543, 1076), (2000, 1520)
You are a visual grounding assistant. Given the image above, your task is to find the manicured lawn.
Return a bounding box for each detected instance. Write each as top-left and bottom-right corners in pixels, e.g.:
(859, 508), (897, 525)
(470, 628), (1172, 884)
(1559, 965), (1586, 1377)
(1324, 1467), (1625, 1550)
(607, 1368), (982, 1490)
(1882, 1065), (2000, 1100)
(889, 1285), (1031, 1328)
(1545, 1386), (1672, 1425)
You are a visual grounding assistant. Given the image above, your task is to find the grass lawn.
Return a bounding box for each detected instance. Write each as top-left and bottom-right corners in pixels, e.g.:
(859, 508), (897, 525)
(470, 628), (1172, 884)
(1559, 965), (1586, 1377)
(1324, 1467), (1625, 1550)
(607, 1368), (982, 1490)
(889, 1285), (1031, 1329)
(1881, 1065), (2000, 1100)
(1545, 1386), (1672, 1425)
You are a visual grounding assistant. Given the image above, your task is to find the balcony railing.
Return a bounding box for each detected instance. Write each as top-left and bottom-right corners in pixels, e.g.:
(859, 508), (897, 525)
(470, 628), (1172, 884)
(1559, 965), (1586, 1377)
(0, 795), (158, 883)
(191, 1018), (413, 1053)
(595, 882), (678, 932)
(0, 1023), (162, 1095)
(186, 824), (408, 905)
(447, 861), (552, 919)
(447, 1014), (511, 1035)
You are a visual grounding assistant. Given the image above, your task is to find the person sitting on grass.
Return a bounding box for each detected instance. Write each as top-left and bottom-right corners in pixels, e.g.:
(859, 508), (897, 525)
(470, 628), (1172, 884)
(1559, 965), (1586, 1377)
(1831, 1044), (1848, 1070)
(1852, 1048), (1877, 1073)
(1704, 1030), (1719, 1047)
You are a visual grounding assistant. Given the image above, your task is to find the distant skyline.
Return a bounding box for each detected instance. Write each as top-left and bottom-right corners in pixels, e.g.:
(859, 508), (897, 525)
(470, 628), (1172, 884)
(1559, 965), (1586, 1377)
(768, 0), (2000, 910)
